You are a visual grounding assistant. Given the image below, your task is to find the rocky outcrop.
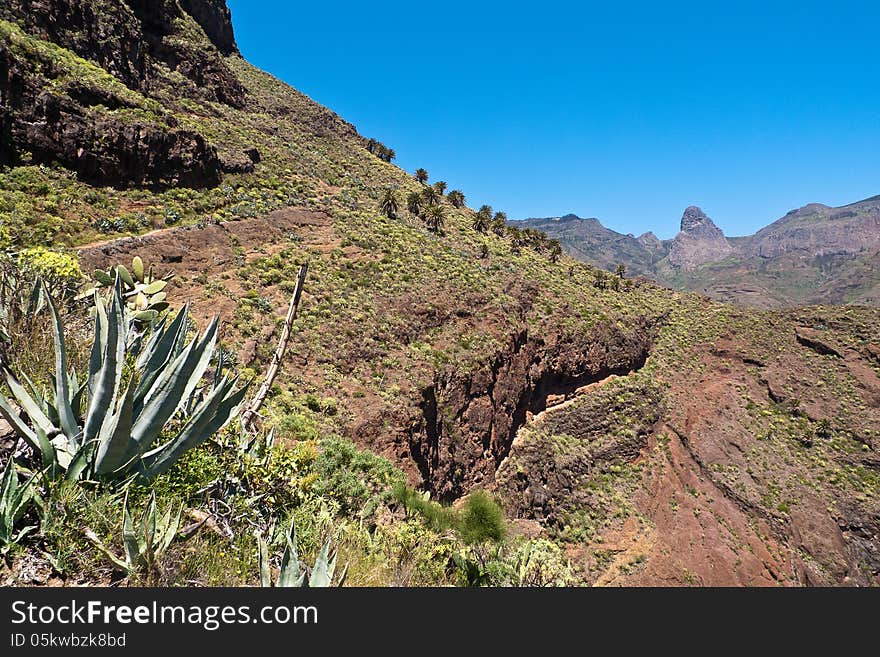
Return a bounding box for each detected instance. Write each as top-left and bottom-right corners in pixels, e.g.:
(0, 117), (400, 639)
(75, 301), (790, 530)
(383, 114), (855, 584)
(179, 0), (238, 54)
(0, 22), (222, 187)
(407, 318), (656, 500)
(667, 206), (734, 270)
(1, 1), (245, 106)
(749, 199), (880, 259)
(0, 0), (247, 188)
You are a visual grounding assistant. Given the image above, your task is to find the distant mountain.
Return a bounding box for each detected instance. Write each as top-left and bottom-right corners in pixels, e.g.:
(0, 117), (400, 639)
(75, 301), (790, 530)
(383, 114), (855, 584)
(508, 214), (665, 277)
(517, 197), (880, 307)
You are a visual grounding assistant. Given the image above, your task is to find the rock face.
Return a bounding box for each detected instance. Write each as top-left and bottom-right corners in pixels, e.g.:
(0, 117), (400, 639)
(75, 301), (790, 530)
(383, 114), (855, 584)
(667, 206), (734, 270)
(0, 0), (245, 187)
(407, 318), (655, 500)
(178, 0), (238, 55)
(750, 198), (880, 259)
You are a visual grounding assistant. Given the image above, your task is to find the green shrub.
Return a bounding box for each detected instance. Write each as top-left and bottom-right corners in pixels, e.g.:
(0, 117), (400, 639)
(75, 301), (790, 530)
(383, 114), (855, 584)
(457, 491), (506, 544)
(310, 438), (406, 518)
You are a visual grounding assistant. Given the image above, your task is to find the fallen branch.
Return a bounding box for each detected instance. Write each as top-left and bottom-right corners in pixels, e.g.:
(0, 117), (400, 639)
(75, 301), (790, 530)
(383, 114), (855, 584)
(241, 262), (308, 431)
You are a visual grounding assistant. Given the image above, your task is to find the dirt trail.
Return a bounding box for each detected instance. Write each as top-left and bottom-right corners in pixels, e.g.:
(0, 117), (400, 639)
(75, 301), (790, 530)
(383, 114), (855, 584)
(77, 206), (334, 326)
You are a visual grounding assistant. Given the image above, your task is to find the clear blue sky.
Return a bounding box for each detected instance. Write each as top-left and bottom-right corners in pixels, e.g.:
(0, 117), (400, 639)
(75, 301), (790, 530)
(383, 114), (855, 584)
(227, 0), (880, 238)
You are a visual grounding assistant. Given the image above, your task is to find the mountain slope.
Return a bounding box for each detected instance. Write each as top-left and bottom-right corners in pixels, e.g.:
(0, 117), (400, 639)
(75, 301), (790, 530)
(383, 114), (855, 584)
(508, 214), (666, 277)
(519, 200), (880, 307)
(1, 1), (879, 586)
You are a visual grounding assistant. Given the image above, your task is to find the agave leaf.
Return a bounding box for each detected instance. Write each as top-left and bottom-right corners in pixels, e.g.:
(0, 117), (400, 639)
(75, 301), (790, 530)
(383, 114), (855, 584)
(258, 534), (273, 587)
(130, 317), (219, 455)
(132, 305), (189, 412)
(143, 494), (157, 548)
(27, 278), (45, 316)
(0, 459), (18, 521)
(0, 396), (39, 451)
(93, 377), (136, 475)
(88, 294), (108, 397)
(308, 538), (336, 587)
(63, 441), (92, 480)
(278, 519), (306, 587)
(122, 494), (139, 568)
(83, 282), (125, 446)
(1, 366), (57, 437)
(138, 377), (247, 478)
(131, 256), (144, 282)
(156, 504), (181, 553)
(34, 428), (58, 474)
(46, 286), (79, 440)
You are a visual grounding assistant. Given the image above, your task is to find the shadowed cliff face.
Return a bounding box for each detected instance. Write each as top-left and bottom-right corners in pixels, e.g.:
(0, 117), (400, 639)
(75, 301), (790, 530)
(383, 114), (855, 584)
(0, 0), (246, 187)
(407, 318), (656, 501)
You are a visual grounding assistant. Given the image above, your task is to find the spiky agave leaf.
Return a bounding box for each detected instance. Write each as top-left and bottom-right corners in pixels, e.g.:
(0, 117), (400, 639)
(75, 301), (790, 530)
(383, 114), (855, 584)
(137, 376), (248, 478)
(277, 519), (306, 587)
(308, 537), (338, 587)
(46, 284), (79, 442)
(83, 280), (125, 447)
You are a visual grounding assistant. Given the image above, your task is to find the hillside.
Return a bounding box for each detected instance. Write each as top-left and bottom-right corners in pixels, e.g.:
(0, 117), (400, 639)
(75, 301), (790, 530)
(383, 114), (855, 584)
(1, 1), (879, 586)
(519, 199), (880, 307)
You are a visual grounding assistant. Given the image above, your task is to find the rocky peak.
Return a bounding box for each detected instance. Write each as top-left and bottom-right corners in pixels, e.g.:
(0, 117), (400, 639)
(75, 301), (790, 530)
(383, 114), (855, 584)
(680, 206), (725, 237)
(637, 231), (663, 251)
(668, 206), (734, 270)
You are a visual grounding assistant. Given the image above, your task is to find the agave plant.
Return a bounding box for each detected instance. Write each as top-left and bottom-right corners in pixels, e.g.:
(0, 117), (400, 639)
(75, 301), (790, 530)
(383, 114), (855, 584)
(0, 256), (46, 354)
(0, 280), (247, 482)
(78, 256), (171, 324)
(0, 458), (39, 552)
(86, 491), (180, 581)
(259, 519), (346, 587)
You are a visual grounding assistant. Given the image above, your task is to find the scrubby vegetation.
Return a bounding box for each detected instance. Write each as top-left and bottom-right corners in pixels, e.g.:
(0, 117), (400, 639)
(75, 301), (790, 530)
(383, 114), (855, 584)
(2, 2), (878, 587)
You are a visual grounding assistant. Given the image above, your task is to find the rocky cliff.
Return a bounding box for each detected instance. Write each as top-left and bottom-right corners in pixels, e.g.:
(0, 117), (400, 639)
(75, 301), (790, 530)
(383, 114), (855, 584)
(667, 206), (735, 270)
(0, 0), (247, 187)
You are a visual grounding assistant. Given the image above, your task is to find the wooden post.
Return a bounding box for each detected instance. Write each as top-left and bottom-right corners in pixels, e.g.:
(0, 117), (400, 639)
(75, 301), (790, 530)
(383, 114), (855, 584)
(242, 262), (308, 431)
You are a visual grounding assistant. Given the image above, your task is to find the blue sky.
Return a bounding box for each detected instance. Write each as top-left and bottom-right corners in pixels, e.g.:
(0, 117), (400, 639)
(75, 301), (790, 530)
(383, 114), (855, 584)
(227, 1), (880, 238)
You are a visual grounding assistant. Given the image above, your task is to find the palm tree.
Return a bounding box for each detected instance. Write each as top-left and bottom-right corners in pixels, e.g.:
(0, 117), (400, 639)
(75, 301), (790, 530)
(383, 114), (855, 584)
(379, 188), (400, 218)
(472, 205), (492, 232)
(414, 168), (429, 184)
(406, 191), (422, 216)
(366, 138), (379, 154)
(491, 216), (506, 236)
(381, 147), (396, 162)
(448, 190), (465, 208)
(421, 185), (440, 207)
(425, 205), (445, 233)
(615, 263), (627, 279)
(493, 211), (508, 224)
(548, 239), (563, 263)
(433, 181), (447, 196)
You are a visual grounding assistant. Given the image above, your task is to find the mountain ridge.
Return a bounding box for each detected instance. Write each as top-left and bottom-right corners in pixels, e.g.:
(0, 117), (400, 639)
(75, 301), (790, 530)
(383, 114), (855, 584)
(516, 196), (880, 306)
